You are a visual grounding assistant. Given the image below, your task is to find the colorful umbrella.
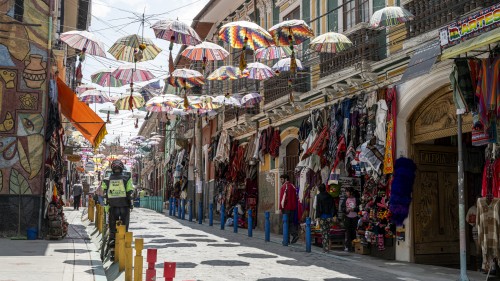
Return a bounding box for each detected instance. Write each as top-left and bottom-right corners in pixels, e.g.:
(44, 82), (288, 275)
(370, 6), (414, 27)
(213, 95), (241, 107)
(181, 41), (229, 61)
(272, 58), (304, 72)
(268, 20), (314, 46)
(91, 68), (124, 87)
(151, 19), (202, 46)
(60, 30), (106, 57)
(245, 62), (274, 80)
(255, 46), (293, 60)
(112, 64), (155, 84)
(309, 32), (353, 53)
(79, 89), (111, 103)
(75, 84), (96, 95)
(167, 68), (205, 88)
(145, 95), (182, 112)
(115, 93), (145, 110)
(108, 34), (162, 62)
(139, 81), (162, 102)
(241, 92), (262, 108)
(207, 66), (248, 81)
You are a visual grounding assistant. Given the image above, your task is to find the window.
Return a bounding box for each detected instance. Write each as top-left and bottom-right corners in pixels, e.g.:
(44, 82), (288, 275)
(283, 7), (300, 21)
(343, 0), (370, 30)
(360, 0), (370, 23)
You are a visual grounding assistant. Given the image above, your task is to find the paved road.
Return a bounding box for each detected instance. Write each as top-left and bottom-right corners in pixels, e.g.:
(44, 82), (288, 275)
(122, 208), (493, 281)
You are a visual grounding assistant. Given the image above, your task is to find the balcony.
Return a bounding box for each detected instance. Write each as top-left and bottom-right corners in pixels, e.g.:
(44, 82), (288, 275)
(223, 104), (260, 123)
(404, 0), (494, 38)
(319, 26), (381, 78)
(263, 70), (310, 105)
(232, 78), (259, 94)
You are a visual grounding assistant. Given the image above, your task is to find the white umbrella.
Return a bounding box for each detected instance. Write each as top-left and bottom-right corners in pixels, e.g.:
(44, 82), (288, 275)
(213, 95), (241, 107)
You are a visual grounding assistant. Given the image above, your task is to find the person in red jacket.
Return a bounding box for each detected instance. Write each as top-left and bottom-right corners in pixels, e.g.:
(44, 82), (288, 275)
(279, 174), (299, 244)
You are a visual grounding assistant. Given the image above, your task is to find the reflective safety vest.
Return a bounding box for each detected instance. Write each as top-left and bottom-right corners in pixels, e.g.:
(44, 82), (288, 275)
(107, 179), (127, 198)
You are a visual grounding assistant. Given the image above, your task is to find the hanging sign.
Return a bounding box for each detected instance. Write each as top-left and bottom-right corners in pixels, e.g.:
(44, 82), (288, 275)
(439, 3), (500, 48)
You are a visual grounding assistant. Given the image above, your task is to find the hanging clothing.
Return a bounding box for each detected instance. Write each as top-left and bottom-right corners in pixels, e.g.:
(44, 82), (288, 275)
(366, 91), (378, 142)
(326, 104), (339, 164)
(475, 56), (500, 124)
(374, 99), (388, 144)
(481, 159), (499, 198)
(302, 126), (329, 165)
(269, 128), (281, 158)
(476, 197), (500, 272)
(450, 59), (475, 112)
(244, 134), (257, 163)
(214, 130), (230, 163)
(253, 130), (261, 161)
(383, 88), (397, 175)
(299, 117), (313, 142)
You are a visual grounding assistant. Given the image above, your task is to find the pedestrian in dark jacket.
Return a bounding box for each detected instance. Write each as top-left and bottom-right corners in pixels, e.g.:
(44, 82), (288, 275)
(316, 184), (337, 252)
(341, 187), (360, 252)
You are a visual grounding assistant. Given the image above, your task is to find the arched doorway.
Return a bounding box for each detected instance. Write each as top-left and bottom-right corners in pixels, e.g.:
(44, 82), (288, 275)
(285, 138), (300, 186)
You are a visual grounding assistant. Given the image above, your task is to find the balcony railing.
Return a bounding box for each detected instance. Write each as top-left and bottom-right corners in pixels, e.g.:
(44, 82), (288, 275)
(404, 0), (494, 37)
(223, 104), (260, 122)
(263, 70), (310, 105)
(319, 26), (381, 78)
(232, 78), (259, 94)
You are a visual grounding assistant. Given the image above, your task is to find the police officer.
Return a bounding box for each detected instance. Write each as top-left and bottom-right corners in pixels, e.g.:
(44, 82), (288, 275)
(102, 159), (133, 261)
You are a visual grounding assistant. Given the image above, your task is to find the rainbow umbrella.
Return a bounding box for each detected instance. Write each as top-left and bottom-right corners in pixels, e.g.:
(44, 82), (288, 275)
(245, 62), (274, 80)
(115, 93), (145, 110)
(370, 6), (414, 27)
(207, 66), (248, 81)
(309, 32), (353, 53)
(167, 68), (205, 88)
(181, 41), (229, 61)
(91, 68), (124, 87)
(145, 95), (182, 112)
(112, 64), (155, 84)
(79, 89), (111, 103)
(268, 20), (314, 46)
(108, 34), (162, 63)
(272, 58), (304, 72)
(255, 46), (293, 60)
(241, 92), (262, 108)
(60, 30), (106, 57)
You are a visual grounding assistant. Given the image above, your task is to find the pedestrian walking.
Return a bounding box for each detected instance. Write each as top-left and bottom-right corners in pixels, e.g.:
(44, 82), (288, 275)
(279, 174), (299, 244)
(315, 183), (337, 252)
(341, 187), (360, 252)
(72, 182), (83, 211)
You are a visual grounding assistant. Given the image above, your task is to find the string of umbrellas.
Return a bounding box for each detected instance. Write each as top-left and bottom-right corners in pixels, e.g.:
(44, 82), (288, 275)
(60, 6), (414, 118)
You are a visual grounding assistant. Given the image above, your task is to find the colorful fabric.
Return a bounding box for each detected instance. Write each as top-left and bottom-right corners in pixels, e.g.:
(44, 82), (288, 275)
(279, 181), (298, 211)
(268, 19), (314, 46)
(475, 56), (500, 124)
(218, 21), (273, 50)
(319, 217), (334, 251)
(152, 19), (202, 46)
(383, 88), (397, 174)
(476, 198), (500, 271)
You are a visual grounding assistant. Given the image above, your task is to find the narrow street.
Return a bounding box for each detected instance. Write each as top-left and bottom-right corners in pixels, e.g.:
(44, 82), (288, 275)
(123, 208), (491, 281)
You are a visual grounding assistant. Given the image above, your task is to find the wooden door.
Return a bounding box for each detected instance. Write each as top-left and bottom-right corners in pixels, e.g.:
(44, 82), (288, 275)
(285, 139), (300, 186)
(413, 145), (459, 265)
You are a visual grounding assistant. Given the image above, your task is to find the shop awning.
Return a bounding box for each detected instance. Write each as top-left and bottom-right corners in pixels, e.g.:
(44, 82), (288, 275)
(57, 78), (107, 148)
(441, 27), (500, 59)
(400, 40), (441, 83)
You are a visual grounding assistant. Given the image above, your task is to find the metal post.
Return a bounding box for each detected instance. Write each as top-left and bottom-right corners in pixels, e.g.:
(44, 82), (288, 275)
(221, 205), (225, 230)
(177, 200), (181, 219)
(181, 199), (185, 220)
(283, 213), (289, 246)
(233, 207), (238, 233)
(457, 113), (470, 281)
(248, 209), (253, 237)
(209, 203), (213, 226)
(198, 202), (203, 224)
(265, 211), (270, 242)
(305, 217), (311, 252)
(189, 199), (193, 222)
(168, 198), (172, 216)
(172, 198), (176, 217)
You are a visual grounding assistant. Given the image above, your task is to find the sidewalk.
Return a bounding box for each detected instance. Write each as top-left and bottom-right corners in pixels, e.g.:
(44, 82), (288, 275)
(0, 207), (106, 281)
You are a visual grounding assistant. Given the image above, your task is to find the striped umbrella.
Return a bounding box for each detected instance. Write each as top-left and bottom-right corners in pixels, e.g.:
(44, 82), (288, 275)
(272, 58), (304, 72)
(151, 19), (202, 46)
(145, 96), (179, 112)
(75, 84), (96, 95)
(309, 32), (353, 53)
(108, 34), (162, 62)
(241, 92), (262, 108)
(255, 46), (293, 60)
(181, 41), (229, 61)
(112, 64), (155, 84)
(167, 68), (205, 88)
(79, 89), (111, 103)
(207, 66), (248, 81)
(370, 6), (414, 27)
(245, 62), (274, 80)
(60, 30), (106, 57)
(213, 95), (241, 107)
(90, 68), (124, 87)
(114, 93), (145, 110)
(268, 20), (314, 46)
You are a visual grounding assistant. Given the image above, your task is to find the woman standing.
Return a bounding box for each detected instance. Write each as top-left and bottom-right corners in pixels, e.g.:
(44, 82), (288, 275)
(341, 187), (360, 252)
(316, 184), (337, 252)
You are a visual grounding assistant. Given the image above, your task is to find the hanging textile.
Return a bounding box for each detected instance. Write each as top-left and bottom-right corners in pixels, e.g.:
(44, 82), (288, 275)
(374, 99), (388, 145)
(269, 128), (281, 158)
(383, 88), (397, 174)
(214, 130), (230, 163)
(476, 56), (500, 126)
(326, 104), (339, 164)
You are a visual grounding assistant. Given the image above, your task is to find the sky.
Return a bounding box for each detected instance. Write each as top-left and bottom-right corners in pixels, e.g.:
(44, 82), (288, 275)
(80, 0), (210, 145)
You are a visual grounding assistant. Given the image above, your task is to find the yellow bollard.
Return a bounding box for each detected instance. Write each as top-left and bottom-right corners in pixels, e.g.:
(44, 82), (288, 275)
(89, 198), (95, 222)
(115, 224), (123, 263)
(134, 238), (144, 281)
(96, 205), (101, 232)
(99, 206), (104, 233)
(125, 232), (133, 281)
(118, 225), (126, 271)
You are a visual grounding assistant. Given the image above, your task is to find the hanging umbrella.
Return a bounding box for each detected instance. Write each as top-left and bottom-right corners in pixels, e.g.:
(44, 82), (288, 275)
(181, 41), (229, 61)
(108, 34), (162, 62)
(370, 6), (414, 28)
(151, 19), (202, 46)
(167, 68), (205, 88)
(207, 66), (248, 81)
(268, 20), (314, 46)
(241, 92), (262, 108)
(91, 68), (124, 87)
(255, 46), (293, 60)
(213, 95), (241, 107)
(245, 62), (274, 80)
(115, 93), (145, 110)
(60, 30), (107, 57)
(112, 64), (155, 84)
(309, 32), (353, 53)
(272, 58), (304, 72)
(79, 89), (111, 103)
(145, 94), (182, 112)
(76, 84), (96, 95)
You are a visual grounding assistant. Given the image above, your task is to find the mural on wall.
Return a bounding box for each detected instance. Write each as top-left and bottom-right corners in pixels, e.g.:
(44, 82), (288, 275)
(0, 0), (49, 195)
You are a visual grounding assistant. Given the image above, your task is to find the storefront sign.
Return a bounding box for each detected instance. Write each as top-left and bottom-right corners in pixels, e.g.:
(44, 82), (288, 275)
(440, 3), (500, 48)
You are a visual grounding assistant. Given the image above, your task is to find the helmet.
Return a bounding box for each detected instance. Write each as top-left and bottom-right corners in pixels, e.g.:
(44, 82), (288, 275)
(111, 160), (124, 173)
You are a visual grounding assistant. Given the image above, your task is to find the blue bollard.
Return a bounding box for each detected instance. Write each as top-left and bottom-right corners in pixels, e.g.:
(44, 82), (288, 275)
(283, 213), (289, 246)
(172, 198), (176, 216)
(209, 203), (213, 226)
(178, 199), (182, 219)
(189, 199), (193, 222)
(198, 202), (203, 224)
(220, 205), (225, 230)
(181, 199), (186, 220)
(305, 217), (311, 252)
(248, 209), (253, 237)
(168, 198), (172, 216)
(233, 207), (238, 233)
(265, 211), (270, 242)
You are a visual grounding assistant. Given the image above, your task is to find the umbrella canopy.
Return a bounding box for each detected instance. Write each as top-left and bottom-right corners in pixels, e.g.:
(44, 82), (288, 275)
(145, 94), (182, 112)
(241, 92), (262, 108)
(213, 95), (241, 107)
(255, 46), (293, 60)
(268, 20), (314, 46)
(272, 58), (304, 72)
(115, 93), (146, 110)
(207, 66), (248, 81)
(60, 30), (106, 57)
(112, 64), (155, 83)
(370, 6), (414, 27)
(75, 84), (96, 95)
(167, 68), (205, 88)
(309, 32), (353, 53)
(91, 68), (124, 87)
(181, 41), (229, 61)
(151, 19), (202, 46)
(79, 89), (111, 104)
(218, 21), (273, 50)
(108, 34), (162, 62)
(245, 62), (274, 80)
